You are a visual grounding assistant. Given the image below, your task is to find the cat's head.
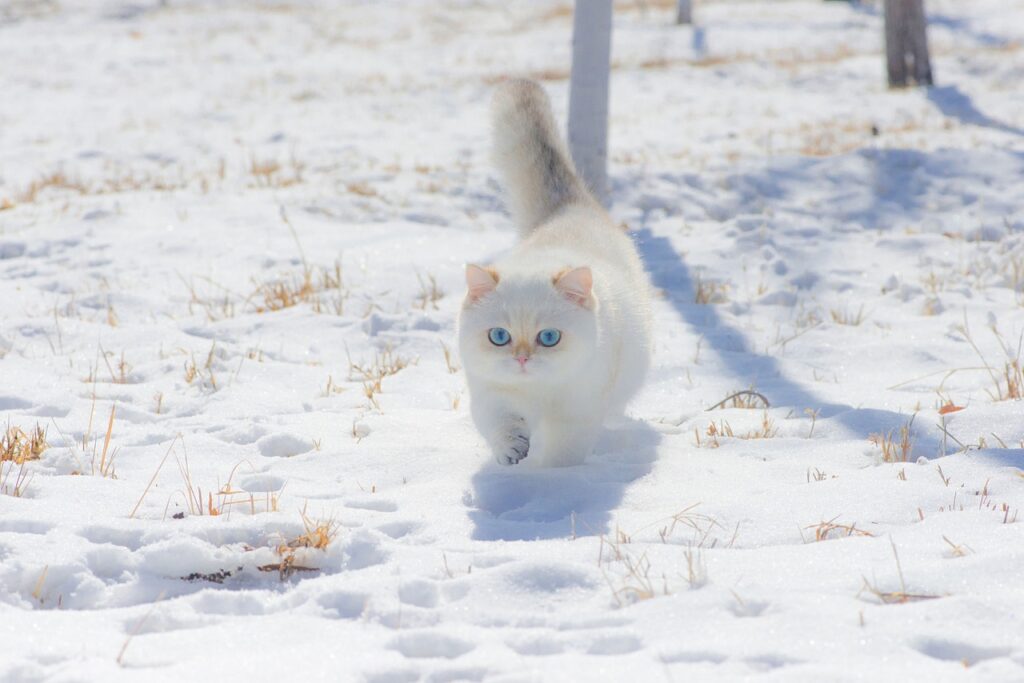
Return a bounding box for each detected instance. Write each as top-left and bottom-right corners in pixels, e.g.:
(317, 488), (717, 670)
(458, 264), (598, 384)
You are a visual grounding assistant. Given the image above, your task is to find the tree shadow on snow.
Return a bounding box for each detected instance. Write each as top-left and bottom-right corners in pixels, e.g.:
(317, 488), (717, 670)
(926, 85), (1024, 138)
(468, 419), (660, 541)
(636, 226), (915, 433)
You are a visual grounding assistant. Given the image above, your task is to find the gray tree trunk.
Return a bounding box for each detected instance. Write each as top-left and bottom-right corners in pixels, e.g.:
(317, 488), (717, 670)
(676, 0), (692, 25)
(568, 0), (613, 203)
(884, 0), (933, 87)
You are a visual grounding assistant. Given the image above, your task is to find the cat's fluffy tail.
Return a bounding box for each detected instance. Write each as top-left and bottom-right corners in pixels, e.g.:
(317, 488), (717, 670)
(491, 79), (593, 237)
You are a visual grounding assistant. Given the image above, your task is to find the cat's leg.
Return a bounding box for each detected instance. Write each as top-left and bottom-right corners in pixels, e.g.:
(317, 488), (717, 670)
(528, 414), (601, 467)
(470, 393), (530, 465)
(491, 414), (530, 466)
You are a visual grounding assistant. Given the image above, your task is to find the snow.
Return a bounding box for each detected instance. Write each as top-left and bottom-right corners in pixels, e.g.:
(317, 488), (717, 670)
(1, 0), (1023, 680)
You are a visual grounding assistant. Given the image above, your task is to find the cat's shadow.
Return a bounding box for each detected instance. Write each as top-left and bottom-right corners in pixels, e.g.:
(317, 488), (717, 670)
(467, 418), (661, 541)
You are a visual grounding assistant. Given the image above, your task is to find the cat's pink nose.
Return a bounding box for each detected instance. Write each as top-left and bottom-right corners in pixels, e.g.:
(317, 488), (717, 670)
(516, 356), (529, 368)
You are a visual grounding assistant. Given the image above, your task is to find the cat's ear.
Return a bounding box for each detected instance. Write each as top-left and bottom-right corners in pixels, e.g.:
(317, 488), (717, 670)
(554, 266), (593, 308)
(465, 264), (499, 303)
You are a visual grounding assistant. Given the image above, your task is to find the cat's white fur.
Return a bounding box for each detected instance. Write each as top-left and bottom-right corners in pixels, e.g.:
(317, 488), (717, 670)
(458, 79), (651, 467)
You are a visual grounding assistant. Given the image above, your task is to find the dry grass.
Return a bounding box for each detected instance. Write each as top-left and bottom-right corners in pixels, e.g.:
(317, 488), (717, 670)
(804, 407), (821, 438)
(681, 545), (708, 590)
(351, 418), (370, 443)
(415, 272), (444, 311)
(695, 412), (778, 448)
(652, 504), (724, 547)
(806, 467), (833, 482)
(1, 460), (33, 497)
(954, 319), (1022, 402)
(1, 423), (48, 465)
(13, 166), (211, 207)
(181, 275), (239, 322)
(184, 206), (347, 320)
(942, 535), (974, 558)
(100, 348), (132, 384)
(16, 171), (87, 203)
(997, 357), (1022, 401)
(935, 487), (1019, 523)
(921, 297), (943, 317)
(361, 382), (382, 411)
(171, 452), (281, 519)
(482, 68), (570, 85)
(347, 346), (416, 406)
(795, 117), (935, 157)
(694, 275), (729, 304)
(859, 539), (941, 605)
(869, 419), (915, 463)
(345, 182), (378, 197)
(183, 343), (219, 392)
(707, 388), (769, 410)
(348, 348), (415, 385)
(249, 153), (304, 188)
(830, 305), (867, 326)
(129, 437), (179, 518)
(440, 341), (460, 374)
(448, 392), (461, 411)
(798, 127), (871, 157)
(185, 261), (348, 321)
(859, 576), (940, 605)
(626, 43), (866, 76)
(597, 505), (728, 606)
(260, 509), (340, 580)
(75, 405), (119, 479)
(252, 261), (347, 315)
(321, 375), (346, 397)
(805, 517), (875, 542)
(598, 532), (662, 606)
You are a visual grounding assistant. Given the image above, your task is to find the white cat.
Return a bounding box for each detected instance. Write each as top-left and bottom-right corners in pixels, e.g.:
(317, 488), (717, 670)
(458, 79), (652, 467)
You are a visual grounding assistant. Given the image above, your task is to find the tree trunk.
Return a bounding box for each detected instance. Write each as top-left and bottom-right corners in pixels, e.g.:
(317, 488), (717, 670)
(568, 0), (613, 203)
(884, 0), (933, 88)
(676, 0), (692, 25)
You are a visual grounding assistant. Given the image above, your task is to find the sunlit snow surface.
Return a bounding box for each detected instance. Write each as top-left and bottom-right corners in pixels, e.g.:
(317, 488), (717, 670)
(1, 1), (1023, 681)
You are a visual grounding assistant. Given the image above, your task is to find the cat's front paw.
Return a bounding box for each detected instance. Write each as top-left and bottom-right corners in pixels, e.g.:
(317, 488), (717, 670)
(496, 425), (529, 466)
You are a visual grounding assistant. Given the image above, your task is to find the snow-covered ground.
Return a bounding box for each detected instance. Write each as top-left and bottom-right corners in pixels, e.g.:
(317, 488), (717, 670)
(2, 0), (1023, 680)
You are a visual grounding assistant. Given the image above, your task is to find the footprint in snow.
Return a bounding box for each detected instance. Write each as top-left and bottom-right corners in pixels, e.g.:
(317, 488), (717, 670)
(209, 424), (267, 445)
(388, 631), (475, 659)
(237, 474), (286, 493)
(426, 667), (488, 682)
(27, 402), (69, 419)
(585, 633), (643, 656)
(315, 590), (369, 619)
(506, 636), (565, 656)
(77, 526), (145, 551)
(375, 520), (421, 539)
(744, 654), (802, 671)
(660, 650), (728, 665)
(363, 670), (419, 683)
(728, 597), (770, 618)
(0, 519), (53, 535)
(0, 396), (33, 411)
(257, 433), (312, 458)
(345, 497), (398, 513)
(913, 638), (1013, 665)
(398, 579), (439, 609)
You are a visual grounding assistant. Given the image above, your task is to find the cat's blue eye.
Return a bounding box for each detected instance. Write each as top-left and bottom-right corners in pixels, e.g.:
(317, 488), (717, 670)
(536, 329), (561, 347)
(488, 327), (511, 346)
